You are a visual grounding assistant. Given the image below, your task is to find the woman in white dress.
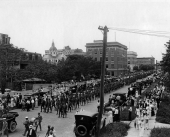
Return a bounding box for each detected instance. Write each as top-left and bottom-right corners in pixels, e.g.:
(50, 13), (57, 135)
(136, 107), (140, 117)
(35, 97), (38, 108)
(10, 97), (14, 108)
(107, 110), (113, 123)
(139, 116), (145, 137)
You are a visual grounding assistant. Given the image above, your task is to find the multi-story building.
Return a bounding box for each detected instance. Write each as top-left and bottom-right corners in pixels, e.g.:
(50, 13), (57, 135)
(18, 51), (42, 69)
(43, 41), (85, 64)
(137, 57), (155, 66)
(127, 51), (138, 72)
(43, 41), (67, 65)
(0, 33), (10, 45)
(0, 33), (42, 69)
(85, 40), (128, 76)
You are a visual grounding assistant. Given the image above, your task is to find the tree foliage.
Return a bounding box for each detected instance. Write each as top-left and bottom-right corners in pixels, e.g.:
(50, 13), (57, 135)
(139, 64), (155, 71)
(0, 44), (22, 93)
(14, 60), (58, 83)
(14, 55), (101, 84)
(133, 66), (139, 71)
(161, 40), (170, 90)
(56, 55), (101, 83)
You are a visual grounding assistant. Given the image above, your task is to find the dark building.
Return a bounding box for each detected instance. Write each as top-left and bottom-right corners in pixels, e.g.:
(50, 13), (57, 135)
(14, 51), (42, 69)
(0, 33), (10, 45)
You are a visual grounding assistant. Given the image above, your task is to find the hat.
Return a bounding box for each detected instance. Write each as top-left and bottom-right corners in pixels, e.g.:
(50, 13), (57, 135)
(29, 125), (33, 128)
(25, 116), (28, 119)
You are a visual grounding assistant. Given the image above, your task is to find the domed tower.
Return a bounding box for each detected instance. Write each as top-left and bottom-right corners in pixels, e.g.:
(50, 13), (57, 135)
(49, 40), (57, 56)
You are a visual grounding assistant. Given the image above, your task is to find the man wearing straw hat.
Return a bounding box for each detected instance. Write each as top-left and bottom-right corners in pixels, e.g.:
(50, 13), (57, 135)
(27, 125), (36, 137)
(23, 116), (30, 136)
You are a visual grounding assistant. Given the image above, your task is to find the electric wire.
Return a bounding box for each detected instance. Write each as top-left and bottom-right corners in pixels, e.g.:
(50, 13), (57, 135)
(109, 27), (170, 34)
(108, 28), (170, 38)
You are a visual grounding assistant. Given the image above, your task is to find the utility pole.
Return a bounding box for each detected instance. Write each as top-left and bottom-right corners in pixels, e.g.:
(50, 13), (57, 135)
(156, 60), (157, 73)
(96, 26), (109, 137)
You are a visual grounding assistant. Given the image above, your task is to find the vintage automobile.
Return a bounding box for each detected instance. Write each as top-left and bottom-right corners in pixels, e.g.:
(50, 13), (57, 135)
(74, 110), (106, 137)
(1, 111), (19, 132)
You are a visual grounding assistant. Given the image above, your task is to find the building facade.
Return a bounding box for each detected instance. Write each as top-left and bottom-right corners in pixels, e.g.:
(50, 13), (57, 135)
(0, 33), (10, 45)
(43, 41), (67, 65)
(137, 57), (155, 66)
(85, 40), (128, 76)
(43, 41), (85, 65)
(13, 51), (42, 69)
(127, 51), (138, 72)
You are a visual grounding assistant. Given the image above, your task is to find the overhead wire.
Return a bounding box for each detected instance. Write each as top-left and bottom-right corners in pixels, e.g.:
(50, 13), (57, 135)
(108, 27), (170, 38)
(109, 27), (170, 34)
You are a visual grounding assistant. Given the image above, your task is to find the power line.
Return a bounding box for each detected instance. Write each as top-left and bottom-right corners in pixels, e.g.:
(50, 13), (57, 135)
(109, 27), (170, 34)
(108, 28), (170, 38)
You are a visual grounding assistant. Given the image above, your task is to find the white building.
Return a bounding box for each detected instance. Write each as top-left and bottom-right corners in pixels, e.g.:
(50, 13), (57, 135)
(43, 41), (85, 65)
(43, 41), (67, 65)
(127, 51), (137, 72)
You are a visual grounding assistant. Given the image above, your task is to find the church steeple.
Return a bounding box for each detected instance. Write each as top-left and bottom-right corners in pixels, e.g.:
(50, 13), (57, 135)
(49, 40), (57, 51)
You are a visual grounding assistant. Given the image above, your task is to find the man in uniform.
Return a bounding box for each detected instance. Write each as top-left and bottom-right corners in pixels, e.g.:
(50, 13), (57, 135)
(35, 112), (42, 132)
(23, 116), (30, 136)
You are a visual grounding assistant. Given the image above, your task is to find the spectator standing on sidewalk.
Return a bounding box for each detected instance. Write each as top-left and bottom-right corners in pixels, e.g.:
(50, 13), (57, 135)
(128, 106), (132, 121)
(31, 98), (35, 110)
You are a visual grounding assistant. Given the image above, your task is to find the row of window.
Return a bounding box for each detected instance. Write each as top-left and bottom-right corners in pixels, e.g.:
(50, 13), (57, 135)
(105, 64), (127, 69)
(94, 57), (128, 62)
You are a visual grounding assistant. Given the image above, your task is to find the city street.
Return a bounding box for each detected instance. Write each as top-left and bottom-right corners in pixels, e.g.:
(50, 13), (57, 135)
(11, 85), (130, 137)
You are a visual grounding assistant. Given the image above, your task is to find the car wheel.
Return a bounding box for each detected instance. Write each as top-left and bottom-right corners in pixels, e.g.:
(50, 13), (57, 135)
(9, 121), (17, 132)
(76, 125), (87, 136)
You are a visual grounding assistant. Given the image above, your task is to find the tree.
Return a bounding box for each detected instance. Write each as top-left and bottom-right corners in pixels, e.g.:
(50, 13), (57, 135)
(0, 44), (22, 94)
(161, 40), (170, 90)
(56, 55), (101, 83)
(139, 64), (155, 71)
(133, 66), (139, 71)
(15, 60), (58, 83)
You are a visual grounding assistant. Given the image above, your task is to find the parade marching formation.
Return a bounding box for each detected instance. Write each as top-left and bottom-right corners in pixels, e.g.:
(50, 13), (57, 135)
(0, 70), (161, 137)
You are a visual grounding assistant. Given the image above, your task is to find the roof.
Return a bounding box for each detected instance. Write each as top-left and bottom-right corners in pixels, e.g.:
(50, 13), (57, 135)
(49, 41), (57, 51)
(137, 57), (155, 59)
(85, 41), (127, 50)
(127, 51), (137, 56)
(75, 110), (98, 117)
(22, 78), (46, 82)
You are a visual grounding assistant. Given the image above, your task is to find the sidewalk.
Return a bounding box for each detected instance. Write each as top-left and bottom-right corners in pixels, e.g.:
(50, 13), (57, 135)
(125, 116), (170, 137)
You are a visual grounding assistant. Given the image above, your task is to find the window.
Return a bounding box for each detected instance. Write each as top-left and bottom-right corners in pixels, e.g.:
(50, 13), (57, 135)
(87, 49), (92, 52)
(128, 61), (130, 64)
(106, 57), (108, 61)
(100, 57), (102, 61)
(100, 49), (102, 54)
(29, 54), (32, 60)
(94, 49), (98, 54)
(111, 64), (114, 68)
(106, 48), (109, 55)
(106, 64), (108, 68)
(111, 57), (114, 61)
(111, 48), (114, 54)
(95, 58), (97, 61)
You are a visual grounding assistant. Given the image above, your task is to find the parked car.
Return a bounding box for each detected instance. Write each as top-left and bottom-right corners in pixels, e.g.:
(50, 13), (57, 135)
(74, 110), (106, 137)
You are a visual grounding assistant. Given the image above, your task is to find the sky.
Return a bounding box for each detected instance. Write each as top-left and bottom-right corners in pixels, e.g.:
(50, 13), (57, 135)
(0, 0), (170, 61)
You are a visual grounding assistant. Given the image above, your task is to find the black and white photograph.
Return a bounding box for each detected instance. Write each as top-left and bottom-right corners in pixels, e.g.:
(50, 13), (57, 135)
(0, 0), (169, 137)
